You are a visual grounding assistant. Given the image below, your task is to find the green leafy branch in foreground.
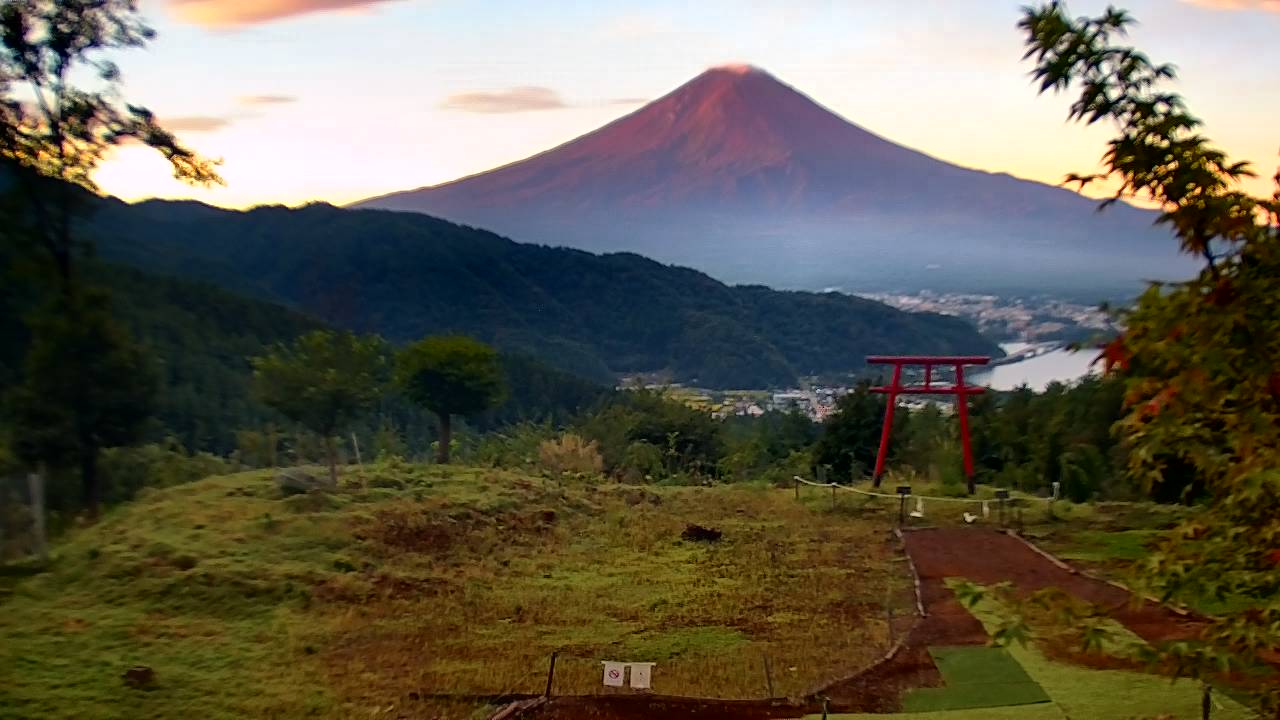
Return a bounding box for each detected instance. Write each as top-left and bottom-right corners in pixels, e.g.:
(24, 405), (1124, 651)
(952, 581), (1118, 655)
(1017, 4), (1280, 712)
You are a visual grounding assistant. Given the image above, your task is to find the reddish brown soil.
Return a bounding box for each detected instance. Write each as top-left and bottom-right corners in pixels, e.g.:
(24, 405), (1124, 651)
(901, 528), (1204, 644)
(504, 527), (1213, 720)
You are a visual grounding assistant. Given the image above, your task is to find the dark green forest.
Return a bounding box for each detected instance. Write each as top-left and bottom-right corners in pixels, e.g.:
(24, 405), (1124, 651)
(82, 197), (1000, 388)
(0, 260), (611, 458)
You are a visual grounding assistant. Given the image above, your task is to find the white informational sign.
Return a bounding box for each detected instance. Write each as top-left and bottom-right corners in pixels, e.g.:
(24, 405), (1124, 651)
(629, 663), (654, 689)
(602, 661), (626, 687)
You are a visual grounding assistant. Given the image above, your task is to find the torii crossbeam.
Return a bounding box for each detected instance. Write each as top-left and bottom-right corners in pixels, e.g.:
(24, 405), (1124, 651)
(867, 355), (991, 495)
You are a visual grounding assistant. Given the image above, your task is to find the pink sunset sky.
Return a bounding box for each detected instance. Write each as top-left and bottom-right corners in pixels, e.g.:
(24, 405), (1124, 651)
(93, 0), (1279, 209)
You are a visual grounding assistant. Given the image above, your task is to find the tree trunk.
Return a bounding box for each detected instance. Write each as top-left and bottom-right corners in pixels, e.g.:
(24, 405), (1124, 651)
(268, 424), (278, 468)
(324, 435), (338, 488)
(81, 448), (100, 520)
(436, 412), (452, 464)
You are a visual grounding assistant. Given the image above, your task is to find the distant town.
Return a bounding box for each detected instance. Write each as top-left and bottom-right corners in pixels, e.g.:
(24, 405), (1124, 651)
(855, 291), (1115, 342)
(621, 292), (1114, 422)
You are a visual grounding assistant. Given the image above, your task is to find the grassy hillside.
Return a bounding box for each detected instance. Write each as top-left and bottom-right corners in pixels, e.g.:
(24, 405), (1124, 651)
(0, 465), (905, 719)
(84, 198), (1001, 388)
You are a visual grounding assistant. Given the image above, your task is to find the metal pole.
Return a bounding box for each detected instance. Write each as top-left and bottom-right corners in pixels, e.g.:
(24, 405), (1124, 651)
(544, 652), (558, 697)
(1201, 684), (1210, 720)
(872, 364), (903, 486)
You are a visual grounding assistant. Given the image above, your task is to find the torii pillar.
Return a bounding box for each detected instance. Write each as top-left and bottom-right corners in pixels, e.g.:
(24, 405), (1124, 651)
(867, 355), (990, 495)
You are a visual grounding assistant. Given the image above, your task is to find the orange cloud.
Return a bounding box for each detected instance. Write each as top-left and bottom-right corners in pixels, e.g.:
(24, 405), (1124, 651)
(439, 87), (568, 114)
(163, 115), (233, 132)
(168, 0), (404, 27)
(1180, 0), (1280, 11)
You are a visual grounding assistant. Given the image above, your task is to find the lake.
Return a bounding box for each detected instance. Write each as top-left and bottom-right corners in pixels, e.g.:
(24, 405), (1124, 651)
(969, 342), (1100, 391)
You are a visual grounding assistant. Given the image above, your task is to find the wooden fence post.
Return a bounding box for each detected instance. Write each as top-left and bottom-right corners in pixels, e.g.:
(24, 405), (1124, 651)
(28, 469), (48, 564)
(763, 654), (775, 698)
(544, 651), (558, 697)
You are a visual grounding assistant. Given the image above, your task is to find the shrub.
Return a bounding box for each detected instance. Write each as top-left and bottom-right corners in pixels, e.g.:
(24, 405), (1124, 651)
(537, 434), (604, 476)
(99, 440), (230, 505)
(462, 422), (556, 469)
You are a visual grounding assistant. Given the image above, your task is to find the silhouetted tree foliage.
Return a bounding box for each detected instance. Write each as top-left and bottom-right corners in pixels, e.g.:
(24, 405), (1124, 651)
(0, 0), (219, 292)
(9, 290), (155, 516)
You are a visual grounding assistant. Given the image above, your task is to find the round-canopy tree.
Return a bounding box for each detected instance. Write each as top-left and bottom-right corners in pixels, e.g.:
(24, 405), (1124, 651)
(395, 335), (506, 464)
(251, 330), (386, 486)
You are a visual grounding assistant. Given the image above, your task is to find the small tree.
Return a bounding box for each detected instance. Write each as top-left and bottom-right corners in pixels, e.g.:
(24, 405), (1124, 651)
(251, 331), (386, 486)
(395, 336), (506, 464)
(8, 291), (156, 517)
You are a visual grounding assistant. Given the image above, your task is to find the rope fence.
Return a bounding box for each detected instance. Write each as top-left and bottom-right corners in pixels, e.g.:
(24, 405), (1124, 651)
(793, 475), (1059, 526)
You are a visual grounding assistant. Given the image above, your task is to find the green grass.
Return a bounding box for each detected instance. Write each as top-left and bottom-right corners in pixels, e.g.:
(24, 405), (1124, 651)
(1051, 529), (1158, 562)
(0, 464), (908, 718)
(900, 646), (1049, 712)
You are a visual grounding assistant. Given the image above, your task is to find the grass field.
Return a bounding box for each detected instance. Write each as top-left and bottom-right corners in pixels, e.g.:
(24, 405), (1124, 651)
(0, 463), (911, 719)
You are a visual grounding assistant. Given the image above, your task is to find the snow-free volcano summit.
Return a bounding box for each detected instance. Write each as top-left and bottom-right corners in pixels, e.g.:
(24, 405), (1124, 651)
(356, 65), (1187, 295)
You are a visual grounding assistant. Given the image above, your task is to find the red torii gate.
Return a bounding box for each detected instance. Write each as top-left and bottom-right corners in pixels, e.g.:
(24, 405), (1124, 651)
(868, 355), (991, 495)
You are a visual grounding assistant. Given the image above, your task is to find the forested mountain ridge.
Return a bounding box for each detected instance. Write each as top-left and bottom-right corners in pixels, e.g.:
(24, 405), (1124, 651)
(83, 197), (1000, 388)
(0, 260), (610, 455)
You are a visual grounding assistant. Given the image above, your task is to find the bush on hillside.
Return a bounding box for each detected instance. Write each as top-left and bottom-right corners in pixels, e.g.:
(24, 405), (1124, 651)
(99, 441), (230, 504)
(537, 434), (604, 476)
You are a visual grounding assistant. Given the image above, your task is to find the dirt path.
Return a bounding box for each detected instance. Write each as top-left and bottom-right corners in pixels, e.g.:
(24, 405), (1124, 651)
(817, 527), (1205, 711)
(505, 527), (1206, 719)
(901, 528), (1203, 644)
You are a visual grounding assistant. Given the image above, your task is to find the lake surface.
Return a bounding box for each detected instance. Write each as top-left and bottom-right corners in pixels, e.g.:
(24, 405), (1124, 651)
(969, 342), (1100, 391)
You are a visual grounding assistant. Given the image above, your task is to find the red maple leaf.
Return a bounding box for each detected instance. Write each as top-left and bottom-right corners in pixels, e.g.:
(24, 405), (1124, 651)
(1096, 336), (1131, 373)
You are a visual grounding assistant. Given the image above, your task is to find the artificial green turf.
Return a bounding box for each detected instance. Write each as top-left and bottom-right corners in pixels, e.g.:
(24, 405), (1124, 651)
(903, 681), (1052, 712)
(930, 646), (1039, 685)
(899, 646), (1050, 712)
(809, 704), (1067, 720)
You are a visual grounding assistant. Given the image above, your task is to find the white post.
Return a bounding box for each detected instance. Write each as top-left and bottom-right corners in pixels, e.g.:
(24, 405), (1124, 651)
(28, 470), (48, 564)
(351, 432), (363, 467)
